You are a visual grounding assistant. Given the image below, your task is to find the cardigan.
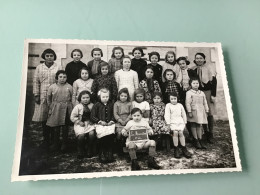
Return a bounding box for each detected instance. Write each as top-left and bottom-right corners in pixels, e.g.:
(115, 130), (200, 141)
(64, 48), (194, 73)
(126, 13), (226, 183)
(90, 101), (115, 123)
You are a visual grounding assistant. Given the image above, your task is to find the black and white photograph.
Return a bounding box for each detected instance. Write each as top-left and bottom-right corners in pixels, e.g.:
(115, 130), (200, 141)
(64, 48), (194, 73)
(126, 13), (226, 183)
(12, 39), (241, 181)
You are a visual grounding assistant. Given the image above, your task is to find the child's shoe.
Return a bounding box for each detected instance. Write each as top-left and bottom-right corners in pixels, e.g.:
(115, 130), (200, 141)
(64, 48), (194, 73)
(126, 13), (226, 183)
(181, 146), (192, 158)
(174, 146), (181, 158)
(194, 139), (202, 149)
(199, 139), (207, 149)
(99, 150), (107, 163)
(131, 159), (141, 171)
(107, 148), (114, 163)
(147, 156), (160, 169)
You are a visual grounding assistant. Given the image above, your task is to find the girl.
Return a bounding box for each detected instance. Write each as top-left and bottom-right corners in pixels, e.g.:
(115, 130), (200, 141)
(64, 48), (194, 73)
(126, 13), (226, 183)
(87, 48), (106, 79)
(132, 88), (150, 123)
(130, 47), (147, 81)
(72, 67), (93, 106)
(91, 62), (118, 102)
(108, 46), (124, 73)
(165, 92), (192, 159)
(162, 51), (182, 83)
(32, 48), (62, 148)
(114, 55), (139, 100)
(149, 92), (171, 151)
(139, 65), (161, 104)
(161, 69), (183, 104)
(46, 70), (73, 152)
(122, 108), (160, 171)
(90, 88), (115, 163)
(186, 78), (209, 149)
(147, 51), (163, 84)
(70, 90), (95, 159)
(193, 52), (217, 144)
(65, 49), (88, 85)
(113, 88), (132, 155)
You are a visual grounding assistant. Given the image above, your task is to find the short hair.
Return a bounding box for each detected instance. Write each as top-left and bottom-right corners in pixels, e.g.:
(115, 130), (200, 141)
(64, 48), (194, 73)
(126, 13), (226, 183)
(91, 48), (103, 57)
(176, 56), (190, 65)
(168, 91), (178, 101)
(165, 51), (176, 64)
(131, 107), (142, 115)
(133, 88), (146, 101)
(111, 46), (124, 58)
(152, 92), (163, 99)
(71, 49), (83, 58)
(41, 48), (57, 61)
(122, 55), (132, 61)
(194, 52), (206, 65)
(78, 67), (91, 79)
(144, 65), (154, 74)
(77, 90), (92, 103)
(189, 77), (200, 86)
(98, 61), (110, 75)
(132, 47), (145, 57)
(163, 69), (176, 81)
(149, 51), (160, 62)
(55, 70), (67, 80)
(97, 88), (110, 102)
(117, 88), (131, 102)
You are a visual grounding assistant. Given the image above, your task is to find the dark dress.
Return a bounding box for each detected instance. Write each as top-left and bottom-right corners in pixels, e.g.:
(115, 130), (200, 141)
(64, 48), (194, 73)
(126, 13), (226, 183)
(87, 60), (106, 79)
(130, 58), (147, 81)
(147, 63), (163, 85)
(65, 61), (88, 85)
(161, 81), (183, 104)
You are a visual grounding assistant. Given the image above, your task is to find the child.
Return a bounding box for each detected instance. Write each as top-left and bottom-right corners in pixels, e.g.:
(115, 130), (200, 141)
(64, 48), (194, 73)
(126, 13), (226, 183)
(161, 69), (183, 104)
(147, 51), (163, 84)
(139, 65), (161, 104)
(91, 62), (118, 102)
(72, 67), (93, 106)
(108, 46), (124, 73)
(87, 48), (106, 79)
(113, 88), (132, 155)
(46, 70), (73, 152)
(132, 88), (150, 123)
(115, 55), (139, 100)
(122, 108), (160, 170)
(70, 90), (95, 159)
(186, 78), (209, 149)
(164, 92), (192, 158)
(90, 88), (115, 163)
(65, 49), (88, 85)
(149, 92), (171, 151)
(32, 48), (62, 148)
(162, 51), (182, 83)
(130, 47), (147, 81)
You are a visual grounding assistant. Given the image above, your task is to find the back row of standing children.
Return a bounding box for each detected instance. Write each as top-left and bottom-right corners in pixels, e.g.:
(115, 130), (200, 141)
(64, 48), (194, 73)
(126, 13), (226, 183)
(32, 46), (217, 170)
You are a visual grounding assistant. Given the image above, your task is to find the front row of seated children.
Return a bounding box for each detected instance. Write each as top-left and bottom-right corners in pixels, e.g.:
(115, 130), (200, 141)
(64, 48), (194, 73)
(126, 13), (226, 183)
(45, 70), (209, 170)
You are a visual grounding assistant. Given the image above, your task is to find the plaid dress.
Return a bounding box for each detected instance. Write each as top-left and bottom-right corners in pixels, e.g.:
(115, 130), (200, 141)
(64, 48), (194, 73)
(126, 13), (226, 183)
(32, 63), (62, 122)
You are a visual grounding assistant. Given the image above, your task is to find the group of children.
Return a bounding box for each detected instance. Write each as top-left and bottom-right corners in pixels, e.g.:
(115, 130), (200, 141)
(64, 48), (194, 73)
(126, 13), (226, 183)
(32, 46), (217, 171)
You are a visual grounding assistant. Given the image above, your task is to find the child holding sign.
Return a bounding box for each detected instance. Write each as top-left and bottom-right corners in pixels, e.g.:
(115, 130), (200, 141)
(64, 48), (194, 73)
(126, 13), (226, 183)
(122, 108), (160, 171)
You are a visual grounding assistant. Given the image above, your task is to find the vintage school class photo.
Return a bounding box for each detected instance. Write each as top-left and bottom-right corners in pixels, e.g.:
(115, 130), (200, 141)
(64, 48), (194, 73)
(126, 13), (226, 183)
(12, 39), (241, 181)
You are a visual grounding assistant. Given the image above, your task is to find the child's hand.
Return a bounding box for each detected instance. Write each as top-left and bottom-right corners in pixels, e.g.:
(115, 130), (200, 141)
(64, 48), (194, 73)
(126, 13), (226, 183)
(35, 95), (40, 104)
(98, 121), (107, 126)
(188, 112), (193, 118)
(210, 96), (215, 103)
(122, 131), (128, 137)
(118, 119), (124, 126)
(107, 121), (115, 126)
(148, 130), (154, 136)
(79, 121), (85, 127)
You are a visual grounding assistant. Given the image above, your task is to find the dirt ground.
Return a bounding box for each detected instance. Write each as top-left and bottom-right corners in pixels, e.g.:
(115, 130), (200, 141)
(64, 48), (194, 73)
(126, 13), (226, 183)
(19, 120), (236, 175)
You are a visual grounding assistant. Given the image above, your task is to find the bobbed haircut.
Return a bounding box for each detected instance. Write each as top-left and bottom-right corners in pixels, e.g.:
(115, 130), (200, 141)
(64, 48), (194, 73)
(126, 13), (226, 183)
(91, 48), (103, 57)
(78, 67), (92, 79)
(165, 51), (176, 65)
(71, 49), (83, 58)
(168, 91), (178, 101)
(193, 52), (206, 65)
(149, 51), (160, 62)
(131, 107), (142, 115)
(117, 88), (131, 102)
(55, 70), (67, 80)
(41, 48), (57, 61)
(176, 56), (190, 65)
(111, 46), (124, 58)
(98, 61), (111, 75)
(77, 90), (92, 103)
(152, 91), (163, 99)
(145, 65), (154, 73)
(189, 77), (200, 86)
(163, 69), (176, 81)
(132, 47), (145, 57)
(133, 88), (146, 101)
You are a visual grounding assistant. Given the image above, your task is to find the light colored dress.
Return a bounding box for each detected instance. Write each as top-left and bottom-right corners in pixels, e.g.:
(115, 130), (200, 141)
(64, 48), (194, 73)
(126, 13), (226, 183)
(132, 101), (150, 122)
(113, 101), (132, 133)
(32, 62), (62, 122)
(46, 83), (73, 127)
(164, 103), (187, 131)
(162, 62), (182, 83)
(72, 78), (93, 105)
(185, 89), (209, 124)
(114, 69), (139, 100)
